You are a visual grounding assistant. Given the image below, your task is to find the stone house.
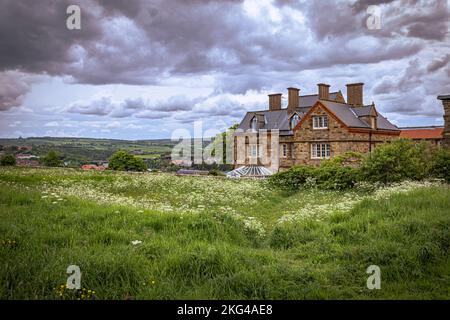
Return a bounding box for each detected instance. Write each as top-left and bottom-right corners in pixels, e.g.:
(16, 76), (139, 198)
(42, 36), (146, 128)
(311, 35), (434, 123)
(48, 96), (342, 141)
(234, 83), (400, 171)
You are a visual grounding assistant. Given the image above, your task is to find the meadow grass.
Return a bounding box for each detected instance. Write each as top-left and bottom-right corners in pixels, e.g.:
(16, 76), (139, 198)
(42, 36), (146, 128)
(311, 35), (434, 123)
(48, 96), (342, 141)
(0, 167), (448, 299)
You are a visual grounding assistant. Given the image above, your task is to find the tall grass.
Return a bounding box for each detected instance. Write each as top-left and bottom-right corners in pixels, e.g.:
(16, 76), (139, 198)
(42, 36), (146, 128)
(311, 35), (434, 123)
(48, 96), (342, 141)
(0, 168), (448, 299)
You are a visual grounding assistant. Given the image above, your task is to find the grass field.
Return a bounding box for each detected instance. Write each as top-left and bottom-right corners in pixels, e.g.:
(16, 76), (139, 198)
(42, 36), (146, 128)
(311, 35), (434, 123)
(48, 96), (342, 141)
(0, 167), (449, 299)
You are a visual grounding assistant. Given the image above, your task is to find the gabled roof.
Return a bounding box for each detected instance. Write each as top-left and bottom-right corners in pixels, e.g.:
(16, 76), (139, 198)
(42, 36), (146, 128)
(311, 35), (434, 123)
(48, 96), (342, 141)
(238, 93), (340, 133)
(318, 100), (371, 128)
(351, 105), (378, 117)
(237, 92), (399, 135)
(311, 100), (399, 131)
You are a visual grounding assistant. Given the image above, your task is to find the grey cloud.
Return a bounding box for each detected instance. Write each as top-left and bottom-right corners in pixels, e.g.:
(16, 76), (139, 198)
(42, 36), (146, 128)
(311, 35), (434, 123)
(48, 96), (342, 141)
(1, 0), (444, 93)
(68, 96), (114, 115)
(68, 94), (204, 118)
(0, 0), (102, 74)
(0, 71), (33, 111)
(372, 77), (396, 95)
(427, 55), (450, 73)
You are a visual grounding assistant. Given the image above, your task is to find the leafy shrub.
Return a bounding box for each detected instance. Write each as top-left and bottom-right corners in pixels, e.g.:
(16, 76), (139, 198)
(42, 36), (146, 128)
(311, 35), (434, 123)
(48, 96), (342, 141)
(268, 162), (359, 191)
(41, 150), (63, 167)
(0, 154), (16, 166)
(268, 166), (316, 191)
(320, 151), (364, 168)
(269, 140), (448, 192)
(360, 139), (437, 183)
(108, 150), (147, 172)
(314, 165), (359, 190)
(430, 147), (450, 182)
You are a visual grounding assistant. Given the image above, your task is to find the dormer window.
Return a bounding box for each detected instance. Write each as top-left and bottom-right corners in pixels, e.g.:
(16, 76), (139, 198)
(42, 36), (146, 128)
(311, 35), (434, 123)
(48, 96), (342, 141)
(312, 116), (328, 129)
(251, 116), (258, 131)
(290, 114), (300, 130)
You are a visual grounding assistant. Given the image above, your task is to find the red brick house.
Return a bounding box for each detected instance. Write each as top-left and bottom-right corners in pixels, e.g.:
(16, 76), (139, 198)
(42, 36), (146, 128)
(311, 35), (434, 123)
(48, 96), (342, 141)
(400, 126), (444, 145)
(233, 83), (400, 171)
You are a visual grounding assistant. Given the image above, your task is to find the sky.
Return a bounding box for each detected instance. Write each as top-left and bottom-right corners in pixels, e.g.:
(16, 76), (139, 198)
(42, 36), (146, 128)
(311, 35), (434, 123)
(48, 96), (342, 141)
(0, 0), (449, 140)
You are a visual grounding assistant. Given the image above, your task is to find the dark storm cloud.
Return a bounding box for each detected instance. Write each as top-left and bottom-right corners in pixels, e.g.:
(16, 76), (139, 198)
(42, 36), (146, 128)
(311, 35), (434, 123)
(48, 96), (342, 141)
(0, 0), (102, 74)
(0, 0), (449, 126)
(2, 0), (445, 90)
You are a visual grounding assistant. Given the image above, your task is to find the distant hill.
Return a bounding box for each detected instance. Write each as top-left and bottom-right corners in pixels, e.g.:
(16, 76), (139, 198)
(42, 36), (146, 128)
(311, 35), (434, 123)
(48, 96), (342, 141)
(0, 137), (179, 166)
(0, 136), (213, 168)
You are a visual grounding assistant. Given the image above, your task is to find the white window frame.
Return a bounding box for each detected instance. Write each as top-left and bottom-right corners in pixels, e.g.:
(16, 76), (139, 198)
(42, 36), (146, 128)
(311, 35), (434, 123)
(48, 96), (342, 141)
(312, 116), (328, 129)
(251, 117), (258, 131)
(290, 114), (300, 130)
(250, 144), (258, 158)
(311, 143), (331, 159)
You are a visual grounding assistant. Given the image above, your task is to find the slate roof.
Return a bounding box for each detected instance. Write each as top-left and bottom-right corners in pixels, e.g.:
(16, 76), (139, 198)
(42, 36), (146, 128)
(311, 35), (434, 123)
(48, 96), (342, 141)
(319, 100), (399, 131)
(237, 94), (399, 134)
(299, 92), (340, 107)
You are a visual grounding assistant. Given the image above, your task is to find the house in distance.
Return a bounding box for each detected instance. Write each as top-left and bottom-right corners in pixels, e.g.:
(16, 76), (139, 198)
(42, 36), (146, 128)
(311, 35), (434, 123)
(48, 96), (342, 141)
(233, 83), (401, 172)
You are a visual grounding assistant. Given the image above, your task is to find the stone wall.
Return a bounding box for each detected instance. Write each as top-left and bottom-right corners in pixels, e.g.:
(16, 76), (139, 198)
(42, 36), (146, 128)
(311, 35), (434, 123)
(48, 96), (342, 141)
(442, 100), (450, 147)
(292, 104), (398, 165)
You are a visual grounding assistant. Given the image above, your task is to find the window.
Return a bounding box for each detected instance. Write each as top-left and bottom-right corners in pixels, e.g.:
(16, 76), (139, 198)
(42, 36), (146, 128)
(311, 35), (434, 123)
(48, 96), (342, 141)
(312, 116), (328, 129)
(281, 144), (287, 158)
(251, 117), (258, 131)
(250, 144), (258, 157)
(290, 114), (300, 129)
(311, 143), (330, 159)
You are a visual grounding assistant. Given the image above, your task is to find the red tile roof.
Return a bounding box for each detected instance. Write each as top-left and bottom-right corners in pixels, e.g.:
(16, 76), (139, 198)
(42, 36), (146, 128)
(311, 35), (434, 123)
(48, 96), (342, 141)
(400, 127), (443, 139)
(82, 164), (106, 171)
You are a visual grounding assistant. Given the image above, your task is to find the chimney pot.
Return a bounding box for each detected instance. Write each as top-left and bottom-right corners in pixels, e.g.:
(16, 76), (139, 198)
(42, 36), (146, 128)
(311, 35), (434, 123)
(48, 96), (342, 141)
(346, 83), (364, 107)
(317, 83), (330, 100)
(268, 93), (282, 111)
(287, 87), (300, 115)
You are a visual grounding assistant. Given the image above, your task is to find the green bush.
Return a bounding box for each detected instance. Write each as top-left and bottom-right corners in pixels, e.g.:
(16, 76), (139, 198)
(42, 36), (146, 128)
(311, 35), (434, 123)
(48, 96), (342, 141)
(108, 150), (147, 172)
(268, 164), (359, 191)
(0, 154), (16, 166)
(320, 151), (364, 167)
(268, 141), (448, 192)
(41, 150), (63, 167)
(314, 165), (359, 190)
(360, 139), (437, 183)
(268, 165), (316, 190)
(431, 147), (450, 182)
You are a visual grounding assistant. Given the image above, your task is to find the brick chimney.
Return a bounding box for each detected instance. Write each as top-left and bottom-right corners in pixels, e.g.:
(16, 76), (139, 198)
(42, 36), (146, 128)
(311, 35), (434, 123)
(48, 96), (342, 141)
(437, 94), (450, 147)
(317, 83), (330, 100)
(268, 93), (282, 111)
(287, 87), (300, 115)
(346, 83), (364, 107)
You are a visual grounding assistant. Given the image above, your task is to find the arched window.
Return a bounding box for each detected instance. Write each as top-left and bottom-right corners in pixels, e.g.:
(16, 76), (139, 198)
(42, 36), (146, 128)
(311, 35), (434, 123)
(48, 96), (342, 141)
(251, 117), (258, 131)
(290, 114), (300, 129)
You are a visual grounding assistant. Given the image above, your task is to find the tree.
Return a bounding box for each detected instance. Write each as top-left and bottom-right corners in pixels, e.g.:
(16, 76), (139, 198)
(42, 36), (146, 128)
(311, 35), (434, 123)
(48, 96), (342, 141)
(0, 154), (16, 166)
(108, 150), (147, 172)
(42, 150), (63, 167)
(210, 123), (239, 166)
